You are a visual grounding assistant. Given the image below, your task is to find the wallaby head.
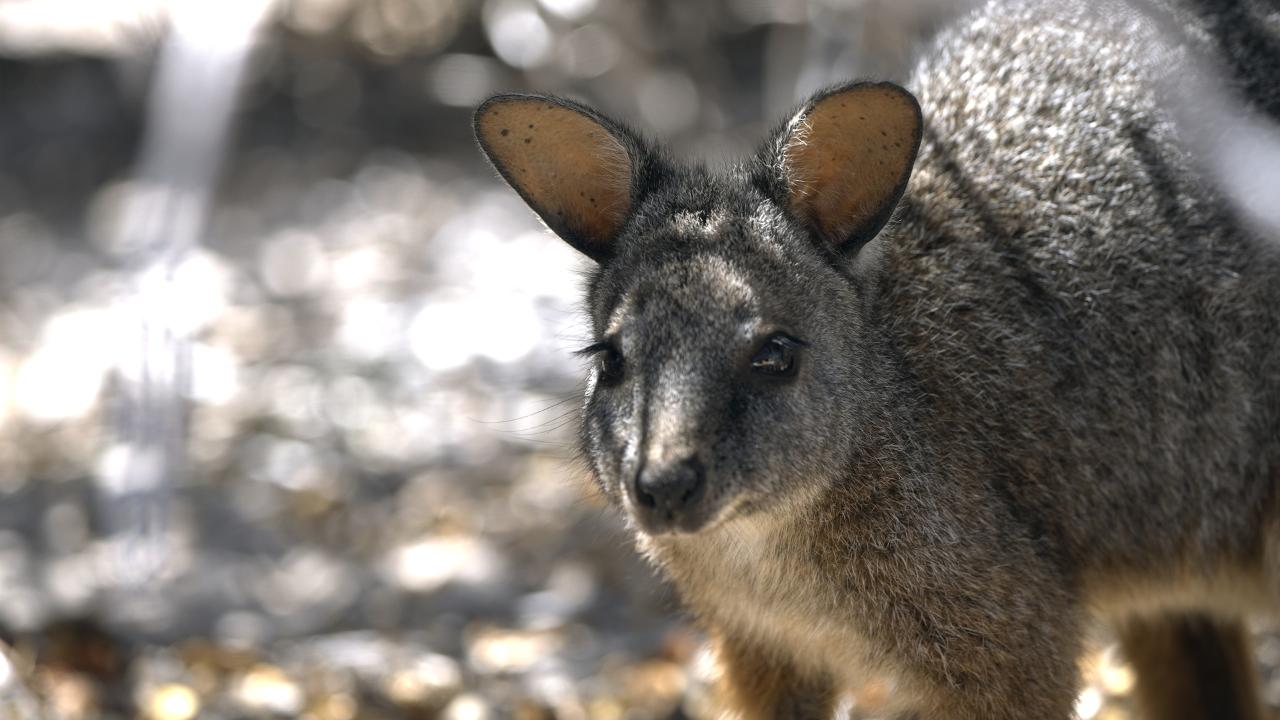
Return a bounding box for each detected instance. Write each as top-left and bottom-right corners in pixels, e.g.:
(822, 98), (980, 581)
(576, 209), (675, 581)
(474, 83), (922, 536)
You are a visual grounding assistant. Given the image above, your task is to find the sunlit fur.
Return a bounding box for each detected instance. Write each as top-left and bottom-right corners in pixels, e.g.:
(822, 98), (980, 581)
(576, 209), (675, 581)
(481, 0), (1280, 717)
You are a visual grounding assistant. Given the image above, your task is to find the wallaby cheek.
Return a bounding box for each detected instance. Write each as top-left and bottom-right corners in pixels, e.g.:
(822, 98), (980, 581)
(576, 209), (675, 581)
(778, 375), (854, 483)
(716, 399), (806, 499)
(584, 403), (634, 505)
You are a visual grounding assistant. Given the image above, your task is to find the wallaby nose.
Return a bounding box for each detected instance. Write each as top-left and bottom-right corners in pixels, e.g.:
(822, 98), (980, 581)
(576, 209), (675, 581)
(633, 457), (707, 532)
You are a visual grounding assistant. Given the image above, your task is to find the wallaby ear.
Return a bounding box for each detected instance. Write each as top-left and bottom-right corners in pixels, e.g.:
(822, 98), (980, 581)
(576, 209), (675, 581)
(474, 94), (640, 263)
(767, 82), (922, 255)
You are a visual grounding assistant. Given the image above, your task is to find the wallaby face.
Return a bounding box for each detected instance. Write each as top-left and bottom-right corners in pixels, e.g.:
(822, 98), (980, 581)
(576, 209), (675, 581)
(574, 215), (862, 535)
(474, 85), (921, 535)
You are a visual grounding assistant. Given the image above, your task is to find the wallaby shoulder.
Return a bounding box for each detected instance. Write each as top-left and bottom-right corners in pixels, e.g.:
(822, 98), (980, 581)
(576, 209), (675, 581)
(878, 0), (1280, 590)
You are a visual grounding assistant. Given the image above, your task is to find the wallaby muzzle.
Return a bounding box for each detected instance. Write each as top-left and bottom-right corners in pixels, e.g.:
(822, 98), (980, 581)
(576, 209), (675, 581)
(631, 456), (708, 534)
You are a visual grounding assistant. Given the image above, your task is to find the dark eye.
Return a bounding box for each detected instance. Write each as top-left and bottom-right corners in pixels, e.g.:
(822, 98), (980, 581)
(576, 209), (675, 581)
(750, 334), (801, 378)
(597, 346), (625, 385)
(577, 341), (625, 387)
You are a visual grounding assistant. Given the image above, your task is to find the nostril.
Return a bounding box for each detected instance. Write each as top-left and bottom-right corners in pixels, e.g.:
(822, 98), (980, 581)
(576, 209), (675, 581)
(634, 477), (657, 509)
(678, 468), (703, 503)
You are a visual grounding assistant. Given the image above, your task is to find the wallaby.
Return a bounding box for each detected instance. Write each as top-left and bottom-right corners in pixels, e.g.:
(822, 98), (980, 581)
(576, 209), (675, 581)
(473, 0), (1280, 717)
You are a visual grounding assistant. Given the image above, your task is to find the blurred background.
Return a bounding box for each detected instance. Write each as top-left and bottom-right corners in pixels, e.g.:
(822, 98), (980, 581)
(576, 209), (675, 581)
(0, 0), (1276, 718)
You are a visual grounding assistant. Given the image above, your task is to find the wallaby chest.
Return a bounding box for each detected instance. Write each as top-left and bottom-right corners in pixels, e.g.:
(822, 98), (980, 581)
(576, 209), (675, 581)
(645, 517), (882, 682)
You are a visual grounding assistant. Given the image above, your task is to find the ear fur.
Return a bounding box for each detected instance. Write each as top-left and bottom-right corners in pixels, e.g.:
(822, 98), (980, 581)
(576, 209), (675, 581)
(762, 82), (923, 255)
(474, 94), (644, 263)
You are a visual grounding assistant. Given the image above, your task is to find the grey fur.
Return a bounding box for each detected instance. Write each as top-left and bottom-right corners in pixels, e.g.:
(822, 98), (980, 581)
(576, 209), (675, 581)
(476, 0), (1280, 717)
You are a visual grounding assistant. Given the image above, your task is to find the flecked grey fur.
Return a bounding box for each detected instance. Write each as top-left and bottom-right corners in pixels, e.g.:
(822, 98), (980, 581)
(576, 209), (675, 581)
(477, 0), (1280, 717)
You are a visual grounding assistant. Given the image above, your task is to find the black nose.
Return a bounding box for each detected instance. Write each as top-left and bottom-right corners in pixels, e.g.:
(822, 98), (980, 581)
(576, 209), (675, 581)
(633, 457), (707, 531)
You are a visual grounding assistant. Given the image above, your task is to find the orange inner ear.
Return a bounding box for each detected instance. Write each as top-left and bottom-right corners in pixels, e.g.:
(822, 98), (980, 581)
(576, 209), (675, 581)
(783, 84), (920, 246)
(476, 99), (632, 249)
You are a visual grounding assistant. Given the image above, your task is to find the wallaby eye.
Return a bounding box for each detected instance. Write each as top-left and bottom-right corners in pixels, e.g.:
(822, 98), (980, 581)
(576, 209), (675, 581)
(751, 334), (802, 378)
(578, 342), (625, 386)
(598, 347), (625, 385)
